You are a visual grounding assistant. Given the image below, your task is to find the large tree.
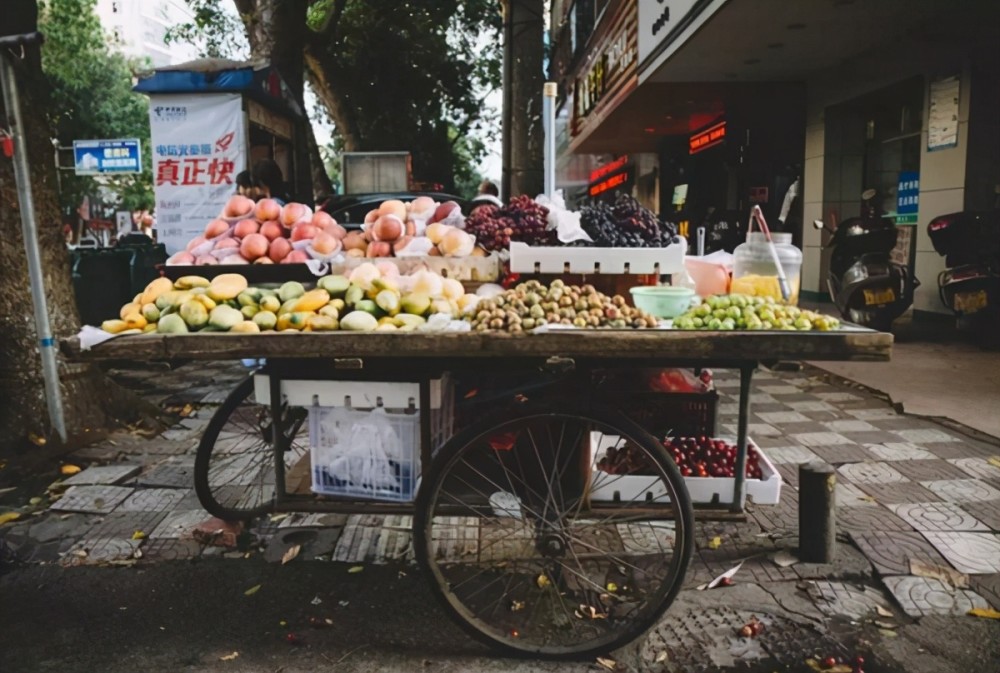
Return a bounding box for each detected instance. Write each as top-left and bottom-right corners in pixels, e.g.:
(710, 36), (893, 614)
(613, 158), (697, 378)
(171, 0), (501, 195)
(0, 2), (149, 452)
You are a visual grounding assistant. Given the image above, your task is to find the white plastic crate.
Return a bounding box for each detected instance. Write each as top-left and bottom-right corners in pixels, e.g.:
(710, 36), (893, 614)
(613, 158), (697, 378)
(254, 376), (453, 502)
(508, 239), (687, 275)
(309, 405), (420, 502)
(588, 433), (782, 506)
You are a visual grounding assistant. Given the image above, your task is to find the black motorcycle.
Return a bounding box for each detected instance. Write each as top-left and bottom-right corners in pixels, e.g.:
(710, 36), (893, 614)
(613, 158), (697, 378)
(814, 190), (918, 331)
(927, 209), (1000, 346)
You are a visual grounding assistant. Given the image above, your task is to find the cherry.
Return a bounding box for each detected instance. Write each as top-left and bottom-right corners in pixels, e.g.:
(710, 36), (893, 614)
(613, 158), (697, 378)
(822, 657), (837, 669)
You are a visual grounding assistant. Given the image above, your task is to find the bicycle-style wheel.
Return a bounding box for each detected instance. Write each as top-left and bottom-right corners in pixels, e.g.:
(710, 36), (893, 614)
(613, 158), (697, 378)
(413, 402), (693, 659)
(194, 377), (309, 520)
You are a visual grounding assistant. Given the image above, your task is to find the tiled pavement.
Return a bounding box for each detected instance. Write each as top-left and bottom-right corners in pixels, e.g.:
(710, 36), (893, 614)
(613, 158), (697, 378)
(2, 360), (1000, 630)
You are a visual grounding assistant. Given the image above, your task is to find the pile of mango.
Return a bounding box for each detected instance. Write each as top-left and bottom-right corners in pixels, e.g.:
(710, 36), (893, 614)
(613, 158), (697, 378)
(101, 267), (471, 335)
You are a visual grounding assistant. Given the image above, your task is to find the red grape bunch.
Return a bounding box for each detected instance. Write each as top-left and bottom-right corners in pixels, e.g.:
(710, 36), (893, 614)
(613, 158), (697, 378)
(465, 195), (555, 251)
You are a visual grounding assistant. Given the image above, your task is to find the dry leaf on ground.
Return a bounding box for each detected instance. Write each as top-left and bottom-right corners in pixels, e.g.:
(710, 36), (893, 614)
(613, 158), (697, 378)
(244, 584), (261, 596)
(281, 544), (301, 565)
(909, 559), (969, 588)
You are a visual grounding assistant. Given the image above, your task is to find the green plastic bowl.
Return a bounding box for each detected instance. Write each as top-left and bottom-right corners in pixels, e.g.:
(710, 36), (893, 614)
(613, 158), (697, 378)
(630, 286), (696, 319)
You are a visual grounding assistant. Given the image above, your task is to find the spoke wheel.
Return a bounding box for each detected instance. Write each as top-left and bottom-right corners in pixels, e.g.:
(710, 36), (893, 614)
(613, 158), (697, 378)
(414, 403), (693, 659)
(194, 377), (309, 521)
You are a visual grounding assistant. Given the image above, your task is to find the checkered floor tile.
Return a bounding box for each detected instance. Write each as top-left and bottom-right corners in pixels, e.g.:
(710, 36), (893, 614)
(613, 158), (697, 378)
(837, 462), (908, 484)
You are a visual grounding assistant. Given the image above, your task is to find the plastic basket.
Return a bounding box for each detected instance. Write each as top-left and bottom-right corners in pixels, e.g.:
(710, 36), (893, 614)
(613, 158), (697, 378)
(309, 405), (420, 502)
(618, 391), (718, 440)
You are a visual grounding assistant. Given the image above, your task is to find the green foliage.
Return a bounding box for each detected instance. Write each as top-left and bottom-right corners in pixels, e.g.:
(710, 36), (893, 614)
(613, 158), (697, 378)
(39, 0), (154, 213)
(171, 0), (501, 195)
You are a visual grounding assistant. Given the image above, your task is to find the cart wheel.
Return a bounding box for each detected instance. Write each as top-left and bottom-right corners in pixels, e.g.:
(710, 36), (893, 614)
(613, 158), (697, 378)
(413, 402), (693, 659)
(194, 377), (308, 521)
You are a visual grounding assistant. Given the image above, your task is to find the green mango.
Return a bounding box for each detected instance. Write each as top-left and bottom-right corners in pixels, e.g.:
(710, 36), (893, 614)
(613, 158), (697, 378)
(317, 274), (351, 298)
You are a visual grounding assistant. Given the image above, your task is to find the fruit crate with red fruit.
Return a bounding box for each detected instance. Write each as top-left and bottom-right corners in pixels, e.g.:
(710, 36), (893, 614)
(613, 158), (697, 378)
(595, 368), (718, 439)
(589, 433), (782, 505)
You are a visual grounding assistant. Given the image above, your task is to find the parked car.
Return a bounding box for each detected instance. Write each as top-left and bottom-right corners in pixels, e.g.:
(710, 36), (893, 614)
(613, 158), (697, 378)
(317, 192), (471, 231)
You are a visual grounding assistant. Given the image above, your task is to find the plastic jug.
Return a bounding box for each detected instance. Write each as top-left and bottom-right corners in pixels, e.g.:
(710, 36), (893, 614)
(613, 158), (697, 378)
(731, 232), (802, 304)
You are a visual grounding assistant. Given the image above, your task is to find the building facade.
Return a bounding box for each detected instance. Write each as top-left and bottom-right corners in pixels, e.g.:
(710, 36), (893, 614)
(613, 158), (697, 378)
(94, 0), (198, 67)
(551, 0), (1000, 316)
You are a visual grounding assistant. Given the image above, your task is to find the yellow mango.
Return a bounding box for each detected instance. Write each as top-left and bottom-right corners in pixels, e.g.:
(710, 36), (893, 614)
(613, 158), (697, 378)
(173, 275), (210, 290)
(275, 314), (296, 331)
(288, 311), (315, 329)
(122, 312), (148, 330)
(141, 303), (160, 322)
(318, 304), (340, 320)
(292, 289), (330, 313)
(194, 294), (217, 311)
(142, 323), (157, 333)
(101, 319), (129, 334)
(306, 315), (338, 331)
(119, 302), (141, 319)
(207, 273), (249, 301)
(260, 295), (281, 313)
(230, 320), (261, 333)
(140, 277), (174, 305)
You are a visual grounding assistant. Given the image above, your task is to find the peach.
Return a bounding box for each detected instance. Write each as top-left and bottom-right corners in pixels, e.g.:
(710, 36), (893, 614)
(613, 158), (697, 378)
(311, 232), (342, 256)
(260, 220), (283, 241)
(425, 222), (449, 245)
(254, 256), (274, 264)
(280, 202), (312, 228)
(378, 199), (407, 220)
(345, 248), (366, 258)
(433, 201), (460, 222)
(254, 198), (281, 222)
(311, 211), (337, 229)
(195, 255), (219, 265)
(282, 250), (310, 264)
(408, 196), (436, 220)
(239, 233), (269, 260)
(233, 219), (260, 239)
(324, 222), (347, 240)
(371, 214), (404, 243)
(185, 235), (207, 252)
(343, 230), (368, 252)
(167, 250), (195, 265)
(290, 223), (319, 242)
(205, 218), (230, 239)
(268, 237), (292, 262)
(365, 241), (391, 258)
(222, 195), (255, 219)
(364, 209), (380, 226)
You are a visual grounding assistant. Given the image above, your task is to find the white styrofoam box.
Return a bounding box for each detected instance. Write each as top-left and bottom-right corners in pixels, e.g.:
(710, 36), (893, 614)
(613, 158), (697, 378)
(589, 433), (782, 506)
(253, 376), (445, 410)
(508, 239), (687, 275)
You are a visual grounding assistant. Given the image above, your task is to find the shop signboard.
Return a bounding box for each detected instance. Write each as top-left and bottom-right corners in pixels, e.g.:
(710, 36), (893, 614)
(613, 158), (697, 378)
(588, 156), (632, 197)
(148, 93), (247, 254)
(638, 0), (721, 73)
(72, 138), (142, 175)
(689, 120), (726, 154)
(573, 0), (637, 139)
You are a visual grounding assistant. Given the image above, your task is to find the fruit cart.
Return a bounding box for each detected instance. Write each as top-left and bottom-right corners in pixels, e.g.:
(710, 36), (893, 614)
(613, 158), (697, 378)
(64, 327), (891, 659)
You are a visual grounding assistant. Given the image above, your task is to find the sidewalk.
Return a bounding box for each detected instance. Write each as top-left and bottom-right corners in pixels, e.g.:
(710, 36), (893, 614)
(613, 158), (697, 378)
(1, 359), (999, 672)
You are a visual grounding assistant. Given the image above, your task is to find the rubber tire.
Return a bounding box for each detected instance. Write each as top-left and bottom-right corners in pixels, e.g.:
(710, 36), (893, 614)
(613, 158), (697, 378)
(413, 400), (695, 660)
(194, 377), (276, 521)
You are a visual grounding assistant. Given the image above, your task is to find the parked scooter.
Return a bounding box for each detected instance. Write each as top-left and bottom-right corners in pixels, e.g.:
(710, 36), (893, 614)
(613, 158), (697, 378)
(926, 207), (1000, 347)
(813, 189), (918, 331)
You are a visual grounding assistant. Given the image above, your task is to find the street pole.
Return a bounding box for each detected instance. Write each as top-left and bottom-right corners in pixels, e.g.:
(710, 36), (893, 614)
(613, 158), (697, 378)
(0, 48), (68, 442)
(501, 0), (544, 199)
(543, 82), (556, 199)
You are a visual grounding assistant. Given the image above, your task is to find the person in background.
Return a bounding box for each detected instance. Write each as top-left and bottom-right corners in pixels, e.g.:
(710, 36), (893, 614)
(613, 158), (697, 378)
(235, 170), (255, 197)
(250, 158), (289, 205)
(470, 178), (503, 209)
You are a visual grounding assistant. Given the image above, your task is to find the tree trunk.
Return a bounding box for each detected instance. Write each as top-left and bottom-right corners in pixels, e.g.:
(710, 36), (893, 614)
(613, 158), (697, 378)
(0, 46), (149, 452)
(501, 0), (544, 199)
(303, 51), (362, 152)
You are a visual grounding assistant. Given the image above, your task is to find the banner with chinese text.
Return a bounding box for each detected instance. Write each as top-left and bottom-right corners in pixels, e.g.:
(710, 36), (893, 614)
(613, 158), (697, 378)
(148, 93), (246, 254)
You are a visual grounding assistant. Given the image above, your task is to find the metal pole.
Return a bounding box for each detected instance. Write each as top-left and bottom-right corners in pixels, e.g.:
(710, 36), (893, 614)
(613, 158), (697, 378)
(0, 52), (67, 442)
(543, 82), (557, 199)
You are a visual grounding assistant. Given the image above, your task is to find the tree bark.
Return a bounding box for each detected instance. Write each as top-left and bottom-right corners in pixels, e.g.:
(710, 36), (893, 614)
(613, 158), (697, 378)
(234, 0), (333, 198)
(501, 0), (544, 199)
(0, 45), (148, 452)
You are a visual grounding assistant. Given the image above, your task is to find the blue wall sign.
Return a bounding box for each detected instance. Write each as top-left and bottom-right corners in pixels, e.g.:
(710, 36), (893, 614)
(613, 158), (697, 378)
(73, 139), (142, 175)
(896, 171), (919, 224)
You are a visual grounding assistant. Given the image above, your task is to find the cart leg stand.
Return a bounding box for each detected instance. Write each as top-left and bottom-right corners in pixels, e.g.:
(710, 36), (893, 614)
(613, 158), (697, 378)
(270, 371), (288, 506)
(730, 363), (755, 513)
(799, 462), (837, 562)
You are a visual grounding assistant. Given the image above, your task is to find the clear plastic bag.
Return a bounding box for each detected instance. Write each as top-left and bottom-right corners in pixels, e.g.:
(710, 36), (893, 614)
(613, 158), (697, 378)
(535, 190), (592, 244)
(325, 408), (402, 490)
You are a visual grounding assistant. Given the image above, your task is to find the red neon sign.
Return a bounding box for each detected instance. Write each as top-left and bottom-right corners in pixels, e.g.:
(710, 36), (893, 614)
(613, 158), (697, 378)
(689, 121), (726, 154)
(589, 171), (629, 197)
(589, 155), (628, 183)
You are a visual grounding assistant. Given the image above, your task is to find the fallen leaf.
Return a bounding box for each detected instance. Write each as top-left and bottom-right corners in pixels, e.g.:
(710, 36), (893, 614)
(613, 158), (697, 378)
(131, 530), (146, 540)
(244, 584), (262, 596)
(60, 464), (81, 476)
(708, 536), (722, 549)
(348, 565), (364, 574)
(697, 562), (743, 591)
(968, 607), (1000, 619)
(269, 513), (289, 523)
(28, 496), (43, 506)
(0, 512), (22, 525)
(772, 550), (799, 568)
(219, 652), (239, 661)
(909, 559), (969, 588)
(596, 656), (617, 670)
(29, 433), (47, 447)
(654, 650), (668, 663)
(876, 605), (893, 618)
(879, 628), (898, 638)
(874, 619), (896, 629)
(310, 595), (322, 605)
(536, 574), (551, 589)
(281, 544), (301, 565)
(987, 456), (1000, 469)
